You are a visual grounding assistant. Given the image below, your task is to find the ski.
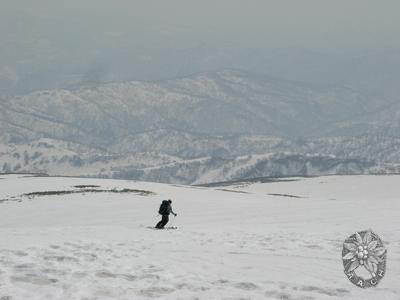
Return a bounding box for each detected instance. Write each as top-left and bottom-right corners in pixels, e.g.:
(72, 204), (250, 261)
(147, 226), (178, 230)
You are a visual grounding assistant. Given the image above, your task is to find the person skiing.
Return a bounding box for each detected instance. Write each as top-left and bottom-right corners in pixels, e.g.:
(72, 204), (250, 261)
(155, 199), (177, 229)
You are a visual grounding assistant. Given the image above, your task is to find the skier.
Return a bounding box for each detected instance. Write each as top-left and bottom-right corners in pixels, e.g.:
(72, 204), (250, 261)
(155, 199), (177, 229)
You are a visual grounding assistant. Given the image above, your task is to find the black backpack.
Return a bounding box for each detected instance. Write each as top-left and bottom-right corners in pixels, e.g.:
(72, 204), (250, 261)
(158, 200), (169, 215)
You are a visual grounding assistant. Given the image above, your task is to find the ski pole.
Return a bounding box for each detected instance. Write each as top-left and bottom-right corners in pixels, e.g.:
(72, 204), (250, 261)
(169, 215), (176, 228)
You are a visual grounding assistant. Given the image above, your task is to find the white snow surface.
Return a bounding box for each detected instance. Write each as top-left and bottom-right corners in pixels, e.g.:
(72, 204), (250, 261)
(0, 174), (399, 299)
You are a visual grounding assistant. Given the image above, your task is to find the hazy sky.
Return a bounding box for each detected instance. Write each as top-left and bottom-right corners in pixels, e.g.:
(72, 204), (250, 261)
(1, 0), (400, 93)
(3, 0), (400, 48)
(4, 0), (399, 45)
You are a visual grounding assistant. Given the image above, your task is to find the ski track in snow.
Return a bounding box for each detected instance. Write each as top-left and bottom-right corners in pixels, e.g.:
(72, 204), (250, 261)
(0, 174), (399, 299)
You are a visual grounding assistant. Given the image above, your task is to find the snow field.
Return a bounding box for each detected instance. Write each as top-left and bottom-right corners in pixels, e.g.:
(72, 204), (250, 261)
(0, 174), (399, 299)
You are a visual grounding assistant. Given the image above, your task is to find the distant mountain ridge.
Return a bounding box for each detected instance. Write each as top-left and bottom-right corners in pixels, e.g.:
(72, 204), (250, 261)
(0, 139), (384, 185)
(0, 70), (391, 146)
(1, 70), (399, 184)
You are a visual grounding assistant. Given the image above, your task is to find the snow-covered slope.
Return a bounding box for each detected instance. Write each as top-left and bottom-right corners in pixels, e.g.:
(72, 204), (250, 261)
(0, 174), (399, 299)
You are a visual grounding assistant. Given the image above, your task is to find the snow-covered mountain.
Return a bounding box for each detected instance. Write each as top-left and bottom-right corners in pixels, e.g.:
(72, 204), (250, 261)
(0, 174), (399, 299)
(0, 138), (382, 185)
(0, 70), (388, 145)
(1, 70), (399, 183)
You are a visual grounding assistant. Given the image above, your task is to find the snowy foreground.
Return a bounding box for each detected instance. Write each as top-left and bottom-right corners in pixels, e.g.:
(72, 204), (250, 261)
(0, 174), (399, 300)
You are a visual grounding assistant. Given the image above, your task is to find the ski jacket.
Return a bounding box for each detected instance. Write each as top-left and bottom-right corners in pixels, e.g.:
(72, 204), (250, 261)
(166, 204), (175, 216)
(159, 200), (176, 216)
